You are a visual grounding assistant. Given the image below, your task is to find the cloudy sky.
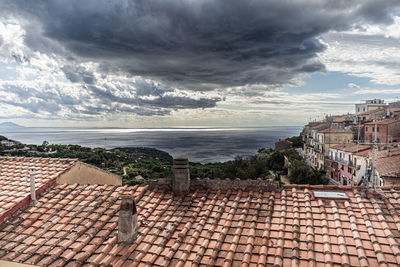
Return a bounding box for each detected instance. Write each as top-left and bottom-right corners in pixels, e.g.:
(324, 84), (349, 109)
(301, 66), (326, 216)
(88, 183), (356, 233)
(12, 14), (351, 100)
(0, 0), (400, 127)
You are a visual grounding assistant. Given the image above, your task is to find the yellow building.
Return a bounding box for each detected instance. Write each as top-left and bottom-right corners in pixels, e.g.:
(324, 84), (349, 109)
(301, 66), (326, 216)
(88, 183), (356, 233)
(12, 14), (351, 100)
(314, 128), (354, 170)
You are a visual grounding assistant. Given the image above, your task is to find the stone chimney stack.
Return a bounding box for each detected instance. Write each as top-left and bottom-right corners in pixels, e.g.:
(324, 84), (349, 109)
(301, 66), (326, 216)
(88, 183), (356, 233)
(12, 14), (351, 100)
(172, 158), (190, 192)
(29, 167), (37, 204)
(118, 195), (138, 243)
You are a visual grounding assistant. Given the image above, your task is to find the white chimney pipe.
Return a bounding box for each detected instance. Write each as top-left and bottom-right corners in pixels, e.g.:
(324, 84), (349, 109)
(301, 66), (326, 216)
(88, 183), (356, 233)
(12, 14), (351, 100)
(29, 167), (37, 204)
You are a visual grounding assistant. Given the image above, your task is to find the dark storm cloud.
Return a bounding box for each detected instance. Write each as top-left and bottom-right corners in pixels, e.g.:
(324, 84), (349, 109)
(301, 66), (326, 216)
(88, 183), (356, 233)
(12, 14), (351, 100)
(0, 81), (220, 119)
(87, 85), (220, 110)
(5, 0), (400, 91)
(2, 84), (81, 106)
(62, 65), (96, 84)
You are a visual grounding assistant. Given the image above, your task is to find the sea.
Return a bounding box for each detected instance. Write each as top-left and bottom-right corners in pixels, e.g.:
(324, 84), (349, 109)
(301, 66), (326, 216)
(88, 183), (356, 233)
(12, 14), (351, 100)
(0, 126), (302, 163)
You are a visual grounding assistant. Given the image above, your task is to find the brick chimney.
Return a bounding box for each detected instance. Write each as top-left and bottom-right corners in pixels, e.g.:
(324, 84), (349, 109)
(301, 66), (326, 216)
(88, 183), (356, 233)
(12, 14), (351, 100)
(118, 195), (138, 243)
(172, 158), (190, 192)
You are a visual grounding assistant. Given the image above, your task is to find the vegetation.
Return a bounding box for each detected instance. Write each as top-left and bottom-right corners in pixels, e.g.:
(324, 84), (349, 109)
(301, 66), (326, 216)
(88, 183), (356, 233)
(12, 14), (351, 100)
(288, 160), (328, 185)
(287, 135), (302, 148)
(0, 141), (173, 184)
(0, 134), (327, 185)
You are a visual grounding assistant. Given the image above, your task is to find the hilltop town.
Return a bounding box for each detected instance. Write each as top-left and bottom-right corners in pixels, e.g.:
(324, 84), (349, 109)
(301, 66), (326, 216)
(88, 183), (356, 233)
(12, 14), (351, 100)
(301, 99), (400, 188)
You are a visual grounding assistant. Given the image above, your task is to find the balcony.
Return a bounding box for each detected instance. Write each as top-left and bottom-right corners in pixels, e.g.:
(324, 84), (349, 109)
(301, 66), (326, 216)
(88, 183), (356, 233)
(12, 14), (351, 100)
(328, 157), (354, 167)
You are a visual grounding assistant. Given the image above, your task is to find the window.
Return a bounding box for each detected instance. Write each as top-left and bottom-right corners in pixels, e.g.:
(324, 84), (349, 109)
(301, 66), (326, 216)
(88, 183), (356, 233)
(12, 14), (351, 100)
(363, 107), (365, 112)
(377, 126), (379, 132)
(365, 127), (368, 131)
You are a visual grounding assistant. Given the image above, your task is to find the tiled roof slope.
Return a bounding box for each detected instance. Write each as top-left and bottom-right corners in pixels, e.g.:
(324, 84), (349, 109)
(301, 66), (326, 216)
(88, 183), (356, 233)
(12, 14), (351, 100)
(330, 143), (370, 153)
(1, 184), (400, 266)
(375, 148), (400, 177)
(0, 157), (77, 224)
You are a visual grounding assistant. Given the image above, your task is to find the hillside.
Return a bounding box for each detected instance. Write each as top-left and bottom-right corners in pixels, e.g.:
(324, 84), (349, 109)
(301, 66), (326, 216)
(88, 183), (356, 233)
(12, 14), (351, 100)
(0, 122), (24, 128)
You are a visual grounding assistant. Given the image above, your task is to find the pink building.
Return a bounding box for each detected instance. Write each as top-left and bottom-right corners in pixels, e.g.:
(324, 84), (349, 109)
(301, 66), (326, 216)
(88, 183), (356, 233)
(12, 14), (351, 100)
(327, 143), (370, 185)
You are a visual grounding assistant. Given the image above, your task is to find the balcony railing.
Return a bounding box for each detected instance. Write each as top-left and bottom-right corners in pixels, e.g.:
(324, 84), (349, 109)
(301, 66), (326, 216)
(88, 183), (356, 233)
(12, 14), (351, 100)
(327, 157), (354, 167)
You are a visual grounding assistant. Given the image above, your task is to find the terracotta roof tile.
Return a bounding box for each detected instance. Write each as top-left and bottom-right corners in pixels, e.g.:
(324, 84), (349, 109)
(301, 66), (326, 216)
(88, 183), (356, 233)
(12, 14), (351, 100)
(2, 183), (400, 266)
(0, 157), (77, 225)
(364, 119), (400, 125)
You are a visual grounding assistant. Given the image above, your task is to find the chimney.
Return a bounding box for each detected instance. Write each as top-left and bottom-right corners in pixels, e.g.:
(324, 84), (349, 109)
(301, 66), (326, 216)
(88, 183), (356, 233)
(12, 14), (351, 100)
(172, 158), (190, 192)
(118, 195), (138, 243)
(29, 168), (37, 204)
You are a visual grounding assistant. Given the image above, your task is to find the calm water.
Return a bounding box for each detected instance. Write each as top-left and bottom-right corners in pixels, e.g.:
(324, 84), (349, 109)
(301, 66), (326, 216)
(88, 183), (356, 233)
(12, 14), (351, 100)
(0, 126), (302, 163)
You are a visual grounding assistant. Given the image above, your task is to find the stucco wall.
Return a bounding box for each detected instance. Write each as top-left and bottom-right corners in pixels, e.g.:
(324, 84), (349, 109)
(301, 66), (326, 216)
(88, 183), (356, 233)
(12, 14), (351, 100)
(57, 162), (122, 185)
(383, 177), (400, 186)
(388, 121), (400, 142)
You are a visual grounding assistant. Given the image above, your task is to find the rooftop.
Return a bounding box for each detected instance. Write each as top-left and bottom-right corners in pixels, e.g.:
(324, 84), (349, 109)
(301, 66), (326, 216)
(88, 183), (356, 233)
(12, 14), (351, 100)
(318, 128), (353, 134)
(0, 157), (77, 225)
(1, 183), (400, 266)
(331, 114), (354, 123)
(375, 147), (400, 178)
(364, 119), (400, 125)
(357, 108), (386, 116)
(330, 143), (371, 153)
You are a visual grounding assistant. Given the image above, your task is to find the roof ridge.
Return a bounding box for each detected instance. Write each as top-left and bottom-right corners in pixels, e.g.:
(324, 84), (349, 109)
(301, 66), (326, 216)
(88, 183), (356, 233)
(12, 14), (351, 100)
(317, 198), (333, 264)
(242, 191), (263, 265)
(304, 188), (316, 265)
(208, 190), (242, 266)
(289, 187), (300, 267)
(257, 192), (275, 266)
(193, 190), (226, 266)
(177, 190), (222, 266)
(344, 200), (369, 266)
(222, 191), (253, 267)
(331, 200), (351, 265)
(354, 190), (388, 265)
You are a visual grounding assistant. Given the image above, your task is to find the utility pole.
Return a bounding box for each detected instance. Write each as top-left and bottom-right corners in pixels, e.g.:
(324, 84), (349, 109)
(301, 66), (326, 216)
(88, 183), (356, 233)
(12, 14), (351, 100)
(372, 124), (377, 191)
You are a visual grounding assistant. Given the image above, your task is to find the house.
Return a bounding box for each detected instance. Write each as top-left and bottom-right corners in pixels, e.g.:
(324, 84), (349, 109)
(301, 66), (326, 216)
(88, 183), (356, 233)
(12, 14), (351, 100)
(0, 140), (15, 147)
(314, 128), (354, 170)
(302, 123), (330, 168)
(387, 107), (400, 119)
(327, 143), (370, 186)
(355, 99), (387, 114)
(355, 108), (386, 124)
(374, 146), (400, 186)
(0, 157), (122, 225)
(274, 139), (292, 151)
(1, 157), (400, 266)
(364, 119), (400, 143)
(327, 114), (355, 128)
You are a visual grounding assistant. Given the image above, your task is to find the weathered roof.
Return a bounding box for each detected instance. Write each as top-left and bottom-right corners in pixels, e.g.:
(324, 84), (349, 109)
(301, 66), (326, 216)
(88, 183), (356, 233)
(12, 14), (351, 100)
(375, 147), (400, 178)
(310, 123), (330, 130)
(0, 157), (77, 225)
(357, 108), (386, 116)
(364, 119), (400, 125)
(2, 184), (400, 266)
(318, 128), (353, 134)
(332, 114), (354, 123)
(330, 143), (371, 153)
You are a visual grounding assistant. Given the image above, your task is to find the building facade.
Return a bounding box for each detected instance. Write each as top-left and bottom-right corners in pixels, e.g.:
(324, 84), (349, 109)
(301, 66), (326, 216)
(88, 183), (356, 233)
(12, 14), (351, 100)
(327, 143), (370, 186)
(355, 99), (387, 114)
(364, 119), (400, 143)
(314, 128), (354, 171)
